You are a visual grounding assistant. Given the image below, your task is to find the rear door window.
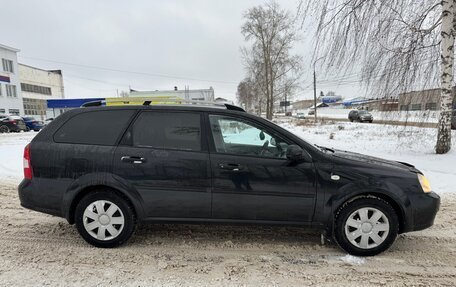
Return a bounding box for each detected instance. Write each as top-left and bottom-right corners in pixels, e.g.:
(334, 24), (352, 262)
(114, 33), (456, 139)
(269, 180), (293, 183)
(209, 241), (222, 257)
(54, 110), (135, 145)
(130, 111), (201, 151)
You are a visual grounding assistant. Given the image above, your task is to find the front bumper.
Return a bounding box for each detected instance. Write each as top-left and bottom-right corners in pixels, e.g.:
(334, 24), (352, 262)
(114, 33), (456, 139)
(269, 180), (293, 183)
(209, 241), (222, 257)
(407, 191), (440, 232)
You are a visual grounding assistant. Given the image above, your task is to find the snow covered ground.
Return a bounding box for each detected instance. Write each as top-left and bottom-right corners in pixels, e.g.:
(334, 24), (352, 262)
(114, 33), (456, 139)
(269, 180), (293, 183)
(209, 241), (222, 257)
(0, 132), (36, 185)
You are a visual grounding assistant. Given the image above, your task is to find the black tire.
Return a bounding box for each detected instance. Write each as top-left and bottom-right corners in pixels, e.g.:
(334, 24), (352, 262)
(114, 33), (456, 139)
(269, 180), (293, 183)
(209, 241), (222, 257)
(334, 196), (398, 256)
(75, 190), (136, 248)
(349, 118), (353, 122)
(369, 120), (373, 123)
(0, 125), (9, 133)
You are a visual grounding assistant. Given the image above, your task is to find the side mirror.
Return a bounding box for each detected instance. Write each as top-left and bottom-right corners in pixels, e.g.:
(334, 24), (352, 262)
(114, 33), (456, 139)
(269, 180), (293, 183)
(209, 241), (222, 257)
(286, 145), (311, 162)
(270, 137), (276, 146)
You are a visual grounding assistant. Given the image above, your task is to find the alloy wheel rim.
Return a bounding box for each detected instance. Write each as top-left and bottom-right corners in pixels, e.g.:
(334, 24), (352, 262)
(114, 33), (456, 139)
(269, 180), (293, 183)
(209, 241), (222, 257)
(83, 200), (125, 241)
(344, 207), (390, 249)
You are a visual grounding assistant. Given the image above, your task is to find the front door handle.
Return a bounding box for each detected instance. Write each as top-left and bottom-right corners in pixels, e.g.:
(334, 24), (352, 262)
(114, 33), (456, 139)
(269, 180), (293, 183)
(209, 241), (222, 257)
(218, 163), (243, 171)
(121, 156), (146, 164)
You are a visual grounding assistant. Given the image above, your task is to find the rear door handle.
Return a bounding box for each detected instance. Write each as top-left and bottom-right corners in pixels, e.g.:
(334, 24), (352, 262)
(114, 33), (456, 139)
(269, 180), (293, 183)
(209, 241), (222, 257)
(121, 156), (146, 164)
(218, 163), (243, 171)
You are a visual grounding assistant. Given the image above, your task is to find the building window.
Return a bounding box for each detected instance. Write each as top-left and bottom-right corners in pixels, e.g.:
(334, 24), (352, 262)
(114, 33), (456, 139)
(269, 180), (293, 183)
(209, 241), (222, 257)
(8, 109), (20, 115)
(425, 102), (437, 111)
(400, 104), (409, 111)
(0, 108), (5, 114)
(23, 97), (47, 116)
(6, 84), (17, 97)
(20, 83), (52, 95)
(2, 59), (14, 73)
(410, 104), (421, 111)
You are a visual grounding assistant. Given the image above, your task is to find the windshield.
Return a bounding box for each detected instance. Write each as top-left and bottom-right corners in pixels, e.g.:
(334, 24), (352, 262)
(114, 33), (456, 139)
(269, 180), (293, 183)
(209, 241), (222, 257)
(358, 110), (369, 114)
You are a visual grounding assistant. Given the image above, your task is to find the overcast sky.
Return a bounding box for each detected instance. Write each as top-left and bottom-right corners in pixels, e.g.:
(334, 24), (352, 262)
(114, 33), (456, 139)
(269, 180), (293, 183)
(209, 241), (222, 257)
(2, 0), (363, 102)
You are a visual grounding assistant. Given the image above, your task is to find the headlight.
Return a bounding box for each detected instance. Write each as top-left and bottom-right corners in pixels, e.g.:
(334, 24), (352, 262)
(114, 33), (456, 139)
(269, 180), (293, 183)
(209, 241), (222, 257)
(418, 174), (432, 193)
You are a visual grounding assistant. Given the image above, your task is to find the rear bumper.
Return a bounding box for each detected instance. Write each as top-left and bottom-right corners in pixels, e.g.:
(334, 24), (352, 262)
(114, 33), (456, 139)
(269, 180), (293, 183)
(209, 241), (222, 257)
(10, 125), (26, 132)
(29, 123), (44, 131)
(18, 179), (62, 217)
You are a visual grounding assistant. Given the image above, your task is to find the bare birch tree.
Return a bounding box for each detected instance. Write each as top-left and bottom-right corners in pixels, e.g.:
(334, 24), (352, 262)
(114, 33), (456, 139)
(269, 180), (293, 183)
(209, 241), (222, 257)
(241, 1), (303, 120)
(299, 0), (455, 154)
(438, 0), (455, 153)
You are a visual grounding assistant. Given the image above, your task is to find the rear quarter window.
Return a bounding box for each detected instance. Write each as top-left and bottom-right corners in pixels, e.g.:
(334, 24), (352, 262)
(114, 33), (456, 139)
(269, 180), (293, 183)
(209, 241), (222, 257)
(54, 110), (135, 145)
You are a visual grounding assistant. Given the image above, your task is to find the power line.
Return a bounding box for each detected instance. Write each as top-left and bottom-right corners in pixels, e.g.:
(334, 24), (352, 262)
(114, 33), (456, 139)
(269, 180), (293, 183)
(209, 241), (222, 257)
(65, 73), (131, 87)
(18, 55), (239, 85)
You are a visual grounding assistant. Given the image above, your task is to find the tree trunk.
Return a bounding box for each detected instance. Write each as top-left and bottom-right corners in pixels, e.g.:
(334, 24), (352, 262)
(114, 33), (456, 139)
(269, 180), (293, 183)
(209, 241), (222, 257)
(436, 0), (455, 154)
(267, 72), (274, 120)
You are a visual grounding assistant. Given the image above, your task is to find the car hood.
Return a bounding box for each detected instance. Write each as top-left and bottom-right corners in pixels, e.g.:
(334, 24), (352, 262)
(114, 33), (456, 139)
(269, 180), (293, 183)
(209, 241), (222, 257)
(331, 149), (418, 172)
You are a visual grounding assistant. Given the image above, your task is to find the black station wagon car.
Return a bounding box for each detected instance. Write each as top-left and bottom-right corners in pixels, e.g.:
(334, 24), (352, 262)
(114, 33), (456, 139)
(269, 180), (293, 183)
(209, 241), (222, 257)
(18, 102), (440, 256)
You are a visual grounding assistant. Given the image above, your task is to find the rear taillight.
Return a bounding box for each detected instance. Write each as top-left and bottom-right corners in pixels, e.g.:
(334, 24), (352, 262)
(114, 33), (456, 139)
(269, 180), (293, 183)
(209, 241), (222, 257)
(9, 120), (17, 124)
(23, 144), (33, 179)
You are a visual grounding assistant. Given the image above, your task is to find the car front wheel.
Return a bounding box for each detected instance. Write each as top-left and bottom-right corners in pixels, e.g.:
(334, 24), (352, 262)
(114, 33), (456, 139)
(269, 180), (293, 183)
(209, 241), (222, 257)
(334, 197), (399, 256)
(75, 190), (136, 248)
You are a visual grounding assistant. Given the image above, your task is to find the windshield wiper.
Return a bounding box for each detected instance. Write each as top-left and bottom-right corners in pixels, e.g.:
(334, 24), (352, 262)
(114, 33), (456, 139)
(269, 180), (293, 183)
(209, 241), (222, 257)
(315, 144), (335, 153)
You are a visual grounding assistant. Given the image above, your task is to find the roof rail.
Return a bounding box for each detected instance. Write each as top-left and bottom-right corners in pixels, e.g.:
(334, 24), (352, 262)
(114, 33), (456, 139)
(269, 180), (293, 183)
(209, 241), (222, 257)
(81, 100), (105, 107)
(224, 103), (245, 112)
(80, 98), (245, 112)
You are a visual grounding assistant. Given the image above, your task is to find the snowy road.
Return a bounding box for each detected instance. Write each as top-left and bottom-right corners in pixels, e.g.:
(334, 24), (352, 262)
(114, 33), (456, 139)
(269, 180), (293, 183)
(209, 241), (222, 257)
(0, 122), (455, 285)
(0, 182), (455, 286)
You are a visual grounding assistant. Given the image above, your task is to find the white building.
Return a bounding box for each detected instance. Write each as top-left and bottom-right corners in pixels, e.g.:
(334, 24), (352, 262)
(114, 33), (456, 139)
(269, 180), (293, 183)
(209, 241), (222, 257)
(0, 44), (23, 115)
(130, 87), (214, 102)
(19, 64), (64, 119)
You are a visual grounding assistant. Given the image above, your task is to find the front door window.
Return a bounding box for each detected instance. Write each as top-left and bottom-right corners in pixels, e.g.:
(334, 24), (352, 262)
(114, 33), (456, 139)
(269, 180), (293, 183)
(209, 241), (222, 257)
(209, 115), (289, 159)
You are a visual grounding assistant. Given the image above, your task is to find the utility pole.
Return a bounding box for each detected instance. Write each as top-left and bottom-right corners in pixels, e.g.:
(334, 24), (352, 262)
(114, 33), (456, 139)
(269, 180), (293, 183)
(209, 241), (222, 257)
(284, 92), (287, 113)
(313, 56), (325, 122)
(313, 69), (317, 121)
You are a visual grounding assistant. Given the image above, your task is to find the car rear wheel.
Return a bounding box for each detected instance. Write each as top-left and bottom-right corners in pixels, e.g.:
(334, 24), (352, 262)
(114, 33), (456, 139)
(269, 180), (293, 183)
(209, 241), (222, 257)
(0, 125), (9, 133)
(75, 190), (136, 248)
(334, 197), (398, 256)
